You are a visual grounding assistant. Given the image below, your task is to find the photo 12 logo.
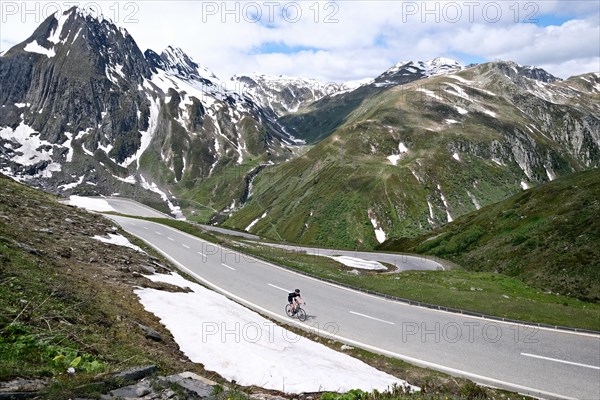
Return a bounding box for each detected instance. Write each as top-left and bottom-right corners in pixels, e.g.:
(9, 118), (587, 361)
(399, 1), (540, 24)
(1, 2), (140, 24)
(200, 321), (340, 343)
(400, 321), (540, 344)
(199, 1), (340, 24)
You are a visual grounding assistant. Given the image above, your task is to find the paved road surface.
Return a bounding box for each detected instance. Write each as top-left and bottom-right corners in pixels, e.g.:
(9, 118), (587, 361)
(103, 197), (441, 271)
(104, 197), (259, 239)
(259, 243), (445, 271)
(108, 214), (600, 400)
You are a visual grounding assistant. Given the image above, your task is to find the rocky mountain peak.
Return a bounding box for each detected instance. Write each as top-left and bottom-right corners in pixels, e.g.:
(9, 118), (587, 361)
(146, 46), (220, 83)
(0, 7), (299, 204)
(520, 65), (561, 83)
(229, 73), (340, 115)
(4, 5), (151, 86)
(492, 61), (560, 83)
(0, 5), (155, 181)
(5, 7), (74, 57)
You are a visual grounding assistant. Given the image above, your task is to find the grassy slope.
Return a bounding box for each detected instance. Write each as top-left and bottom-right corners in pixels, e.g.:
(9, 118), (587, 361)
(277, 85), (380, 144)
(0, 174), (212, 398)
(378, 169), (600, 303)
(225, 65), (594, 249)
(174, 158), (265, 223)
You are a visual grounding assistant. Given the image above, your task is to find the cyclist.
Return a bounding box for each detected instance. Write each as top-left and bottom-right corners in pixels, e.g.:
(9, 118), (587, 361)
(287, 289), (303, 314)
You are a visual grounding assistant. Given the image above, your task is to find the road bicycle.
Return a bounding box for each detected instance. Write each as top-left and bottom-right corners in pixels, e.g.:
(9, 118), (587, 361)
(285, 301), (306, 322)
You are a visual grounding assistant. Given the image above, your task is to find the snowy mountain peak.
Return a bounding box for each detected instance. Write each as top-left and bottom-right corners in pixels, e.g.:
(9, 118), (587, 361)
(229, 74), (343, 115)
(385, 57), (463, 77)
(47, 8), (73, 44)
(231, 73), (327, 89)
(425, 57), (463, 73)
(8, 7), (78, 57)
(373, 57), (463, 87)
(231, 72), (370, 96)
(147, 46), (220, 83)
(0, 7), (297, 198)
(8, 4), (150, 88)
(54, 6), (129, 37)
(342, 77), (375, 91)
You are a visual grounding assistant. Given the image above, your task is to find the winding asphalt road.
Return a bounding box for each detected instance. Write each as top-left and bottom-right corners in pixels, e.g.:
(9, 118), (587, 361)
(256, 242), (445, 271)
(101, 200), (599, 400)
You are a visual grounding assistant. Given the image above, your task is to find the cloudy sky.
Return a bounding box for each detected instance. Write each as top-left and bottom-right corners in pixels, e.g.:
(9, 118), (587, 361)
(1, 1), (598, 82)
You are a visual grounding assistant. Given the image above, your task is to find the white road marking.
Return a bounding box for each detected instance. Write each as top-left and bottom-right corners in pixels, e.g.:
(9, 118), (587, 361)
(168, 237), (174, 241)
(143, 226), (149, 230)
(222, 263), (236, 271)
(521, 353), (600, 370)
(349, 311), (395, 325)
(198, 252), (206, 257)
(182, 244), (190, 249)
(268, 283), (289, 293)
(155, 231), (162, 235)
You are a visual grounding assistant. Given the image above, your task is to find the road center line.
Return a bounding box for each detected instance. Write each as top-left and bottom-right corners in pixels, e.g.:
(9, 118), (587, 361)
(521, 353), (600, 370)
(197, 252), (206, 257)
(349, 311), (395, 325)
(143, 226), (148, 230)
(182, 244), (190, 249)
(155, 231), (162, 235)
(168, 237), (174, 241)
(268, 283), (289, 293)
(221, 263), (236, 271)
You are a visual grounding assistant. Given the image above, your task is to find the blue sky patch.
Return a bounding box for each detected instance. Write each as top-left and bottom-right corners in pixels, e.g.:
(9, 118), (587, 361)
(450, 52), (488, 66)
(252, 42), (321, 55)
(533, 14), (575, 27)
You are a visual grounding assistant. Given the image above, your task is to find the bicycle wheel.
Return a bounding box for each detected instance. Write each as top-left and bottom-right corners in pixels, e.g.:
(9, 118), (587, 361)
(285, 304), (294, 317)
(296, 308), (306, 322)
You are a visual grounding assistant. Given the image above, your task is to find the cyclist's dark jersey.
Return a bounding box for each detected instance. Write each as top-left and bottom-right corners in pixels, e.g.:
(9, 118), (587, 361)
(288, 292), (301, 303)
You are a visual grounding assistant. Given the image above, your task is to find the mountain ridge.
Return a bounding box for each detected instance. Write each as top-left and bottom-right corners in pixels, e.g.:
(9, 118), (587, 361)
(222, 62), (599, 248)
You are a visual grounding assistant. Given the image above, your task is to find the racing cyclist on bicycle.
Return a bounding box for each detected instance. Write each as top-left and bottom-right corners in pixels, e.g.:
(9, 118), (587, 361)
(288, 289), (303, 314)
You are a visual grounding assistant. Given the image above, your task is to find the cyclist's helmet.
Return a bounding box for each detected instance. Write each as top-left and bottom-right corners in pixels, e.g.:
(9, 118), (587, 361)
(295, 289), (300, 293)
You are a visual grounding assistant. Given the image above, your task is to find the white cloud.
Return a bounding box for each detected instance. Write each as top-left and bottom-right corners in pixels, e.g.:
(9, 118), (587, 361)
(492, 19), (600, 65)
(1, 1), (598, 81)
(537, 58), (600, 80)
